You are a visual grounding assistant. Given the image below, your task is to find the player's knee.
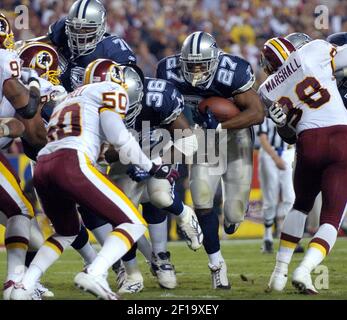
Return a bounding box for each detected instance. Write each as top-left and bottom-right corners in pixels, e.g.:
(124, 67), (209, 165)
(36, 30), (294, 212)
(49, 234), (78, 251)
(28, 218), (45, 250)
(116, 222), (147, 243)
(149, 190), (173, 209)
(190, 179), (213, 208)
(142, 203), (167, 224)
(224, 199), (246, 224)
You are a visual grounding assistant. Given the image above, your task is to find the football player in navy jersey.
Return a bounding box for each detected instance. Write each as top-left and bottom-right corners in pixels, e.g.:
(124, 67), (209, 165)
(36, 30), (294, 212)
(21, 0), (136, 92)
(78, 70), (202, 293)
(157, 31), (264, 289)
(327, 32), (347, 109)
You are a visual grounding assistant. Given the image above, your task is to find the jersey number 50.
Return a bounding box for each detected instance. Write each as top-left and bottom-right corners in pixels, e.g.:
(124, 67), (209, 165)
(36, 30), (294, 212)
(47, 103), (81, 142)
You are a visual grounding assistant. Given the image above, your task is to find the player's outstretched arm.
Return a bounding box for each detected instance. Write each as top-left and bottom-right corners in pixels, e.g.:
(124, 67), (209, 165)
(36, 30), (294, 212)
(3, 78), (41, 119)
(0, 117), (25, 138)
(220, 88), (265, 130)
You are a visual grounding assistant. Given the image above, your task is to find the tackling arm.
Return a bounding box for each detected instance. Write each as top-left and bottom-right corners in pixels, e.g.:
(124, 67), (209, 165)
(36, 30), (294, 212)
(220, 89), (265, 130)
(0, 118), (25, 138)
(100, 109), (157, 171)
(3, 78), (41, 119)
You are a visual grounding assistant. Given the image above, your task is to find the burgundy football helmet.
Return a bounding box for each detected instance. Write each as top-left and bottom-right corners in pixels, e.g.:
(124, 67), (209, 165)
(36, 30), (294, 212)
(84, 59), (144, 128)
(0, 13), (14, 50)
(19, 42), (61, 85)
(260, 37), (296, 75)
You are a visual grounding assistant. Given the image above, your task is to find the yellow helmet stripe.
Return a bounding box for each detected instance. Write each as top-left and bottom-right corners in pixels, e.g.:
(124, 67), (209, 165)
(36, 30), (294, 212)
(269, 39), (288, 61)
(83, 59), (100, 85)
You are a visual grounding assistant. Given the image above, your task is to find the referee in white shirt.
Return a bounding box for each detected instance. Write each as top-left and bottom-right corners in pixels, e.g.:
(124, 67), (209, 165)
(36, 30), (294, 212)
(257, 118), (296, 253)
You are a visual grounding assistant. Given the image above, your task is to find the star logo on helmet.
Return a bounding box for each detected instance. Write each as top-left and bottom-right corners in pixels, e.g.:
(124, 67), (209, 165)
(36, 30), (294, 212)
(210, 42), (217, 48)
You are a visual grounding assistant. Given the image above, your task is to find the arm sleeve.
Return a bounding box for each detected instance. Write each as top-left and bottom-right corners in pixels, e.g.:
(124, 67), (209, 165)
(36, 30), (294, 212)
(100, 110), (153, 171)
(48, 17), (68, 47)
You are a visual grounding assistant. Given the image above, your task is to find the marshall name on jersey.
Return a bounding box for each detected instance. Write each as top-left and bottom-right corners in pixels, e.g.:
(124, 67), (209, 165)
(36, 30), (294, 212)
(259, 40), (347, 134)
(156, 52), (255, 125)
(40, 81), (128, 163)
(135, 77), (184, 152)
(48, 17), (137, 92)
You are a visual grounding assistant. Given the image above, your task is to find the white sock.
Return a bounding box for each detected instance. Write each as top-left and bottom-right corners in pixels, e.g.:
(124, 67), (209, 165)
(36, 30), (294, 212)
(5, 215), (31, 282)
(87, 234), (129, 276)
(22, 244), (60, 289)
(149, 218), (168, 255)
(91, 223), (113, 245)
(176, 205), (187, 222)
(300, 223), (338, 272)
(208, 250), (224, 266)
(264, 226), (273, 241)
(137, 235), (152, 261)
(88, 223), (146, 276)
(77, 243), (97, 265)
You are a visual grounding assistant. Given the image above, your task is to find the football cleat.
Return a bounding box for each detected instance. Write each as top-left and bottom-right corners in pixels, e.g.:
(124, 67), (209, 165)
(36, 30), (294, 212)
(208, 261), (231, 290)
(33, 282), (54, 299)
(3, 280), (16, 300)
(113, 261), (127, 290)
(292, 266), (318, 295)
(10, 282), (34, 300)
(177, 205), (203, 251)
(151, 252), (177, 289)
(74, 270), (120, 300)
(262, 240), (274, 254)
(294, 244), (305, 254)
(118, 271), (144, 294)
(266, 265), (288, 292)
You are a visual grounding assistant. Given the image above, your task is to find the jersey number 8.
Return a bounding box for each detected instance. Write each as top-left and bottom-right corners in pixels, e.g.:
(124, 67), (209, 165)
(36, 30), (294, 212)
(278, 76), (331, 128)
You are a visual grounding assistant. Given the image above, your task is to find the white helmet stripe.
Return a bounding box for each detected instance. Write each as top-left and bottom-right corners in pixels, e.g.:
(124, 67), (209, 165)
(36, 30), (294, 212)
(192, 32), (201, 55)
(277, 39), (291, 56)
(266, 42), (285, 64)
(78, 0), (90, 19)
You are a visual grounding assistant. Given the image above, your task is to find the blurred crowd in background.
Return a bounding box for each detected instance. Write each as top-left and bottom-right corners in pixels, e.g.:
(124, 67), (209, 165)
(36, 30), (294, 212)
(2, 0), (347, 81)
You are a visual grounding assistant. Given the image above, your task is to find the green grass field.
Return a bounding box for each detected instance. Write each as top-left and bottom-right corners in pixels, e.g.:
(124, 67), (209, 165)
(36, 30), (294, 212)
(1, 238), (347, 300)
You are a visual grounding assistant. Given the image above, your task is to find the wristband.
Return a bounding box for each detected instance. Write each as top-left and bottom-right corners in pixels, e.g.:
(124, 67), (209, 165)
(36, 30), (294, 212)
(0, 123), (10, 137)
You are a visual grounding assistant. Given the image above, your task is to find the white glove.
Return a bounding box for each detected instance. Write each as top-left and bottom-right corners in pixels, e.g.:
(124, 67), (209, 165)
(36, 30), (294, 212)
(268, 102), (287, 127)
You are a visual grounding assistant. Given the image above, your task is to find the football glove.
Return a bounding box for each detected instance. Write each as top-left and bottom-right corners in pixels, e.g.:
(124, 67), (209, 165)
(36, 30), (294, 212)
(199, 109), (219, 129)
(127, 165), (151, 182)
(127, 164), (180, 184)
(268, 102), (287, 127)
(150, 164), (180, 184)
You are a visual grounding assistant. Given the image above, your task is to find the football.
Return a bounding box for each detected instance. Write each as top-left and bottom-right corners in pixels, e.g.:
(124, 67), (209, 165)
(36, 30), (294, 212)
(198, 96), (240, 122)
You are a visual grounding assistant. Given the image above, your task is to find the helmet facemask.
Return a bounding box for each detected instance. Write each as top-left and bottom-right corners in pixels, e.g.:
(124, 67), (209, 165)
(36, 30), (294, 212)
(259, 52), (275, 76)
(125, 94), (143, 129)
(65, 19), (106, 57)
(181, 56), (218, 87)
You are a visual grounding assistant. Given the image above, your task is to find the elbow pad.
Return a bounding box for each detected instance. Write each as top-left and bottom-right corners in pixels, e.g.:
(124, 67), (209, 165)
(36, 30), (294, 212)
(173, 134), (198, 157)
(16, 79), (41, 119)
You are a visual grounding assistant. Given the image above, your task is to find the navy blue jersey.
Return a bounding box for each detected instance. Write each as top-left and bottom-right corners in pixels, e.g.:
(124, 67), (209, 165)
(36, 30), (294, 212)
(156, 53), (255, 125)
(135, 77), (184, 151)
(48, 17), (137, 92)
(326, 33), (347, 108)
